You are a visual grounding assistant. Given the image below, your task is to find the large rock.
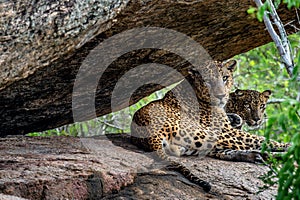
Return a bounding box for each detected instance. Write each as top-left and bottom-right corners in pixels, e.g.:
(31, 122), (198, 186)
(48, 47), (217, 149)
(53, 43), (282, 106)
(0, 135), (277, 199)
(1, 0), (299, 135)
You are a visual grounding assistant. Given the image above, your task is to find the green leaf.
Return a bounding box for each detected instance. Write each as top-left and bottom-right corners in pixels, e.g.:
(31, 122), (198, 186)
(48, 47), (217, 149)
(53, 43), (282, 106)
(257, 3), (267, 22)
(247, 7), (257, 14)
(274, 0), (281, 8)
(278, 114), (287, 132)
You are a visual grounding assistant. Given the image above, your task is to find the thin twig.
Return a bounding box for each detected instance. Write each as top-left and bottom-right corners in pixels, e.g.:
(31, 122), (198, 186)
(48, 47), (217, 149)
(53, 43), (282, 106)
(267, 98), (285, 104)
(253, 0), (298, 80)
(295, 8), (300, 26)
(267, 0), (294, 75)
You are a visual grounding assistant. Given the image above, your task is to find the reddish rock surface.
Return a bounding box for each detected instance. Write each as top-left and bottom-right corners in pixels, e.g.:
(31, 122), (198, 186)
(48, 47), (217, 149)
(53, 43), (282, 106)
(0, 135), (277, 199)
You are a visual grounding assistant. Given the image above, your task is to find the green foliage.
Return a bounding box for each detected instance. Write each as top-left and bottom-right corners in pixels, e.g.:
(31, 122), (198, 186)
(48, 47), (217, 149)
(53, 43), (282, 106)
(248, 0), (300, 22)
(247, 7), (257, 14)
(242, 2), (300, 195)
(259, 132), (300, 199)
(234, 33), (300, 199)
(258, 3), (269, 22)
(283, 0), (300, 9)
(277, 133), (300, 199)
(234, 33), (300, 140)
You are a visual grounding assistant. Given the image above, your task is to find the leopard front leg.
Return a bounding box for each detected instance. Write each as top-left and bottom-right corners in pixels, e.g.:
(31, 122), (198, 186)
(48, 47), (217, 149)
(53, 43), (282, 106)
(208, 149), (266, 163)
(210, 126), (290, 163)
(155, 137), (212, 192)
(230, 129), (291, 152)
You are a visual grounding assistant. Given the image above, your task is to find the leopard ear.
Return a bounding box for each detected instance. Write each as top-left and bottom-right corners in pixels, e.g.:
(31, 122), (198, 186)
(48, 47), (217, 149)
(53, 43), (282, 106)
(262, 90), (272, 98)
(224, 60), (237, 72)
(235, 89), (244, 96)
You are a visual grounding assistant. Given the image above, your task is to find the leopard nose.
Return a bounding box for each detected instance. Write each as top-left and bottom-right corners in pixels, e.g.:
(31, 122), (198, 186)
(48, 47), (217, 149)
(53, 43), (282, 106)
(253, 117), (260, 123)
(215, 94), (225, 100)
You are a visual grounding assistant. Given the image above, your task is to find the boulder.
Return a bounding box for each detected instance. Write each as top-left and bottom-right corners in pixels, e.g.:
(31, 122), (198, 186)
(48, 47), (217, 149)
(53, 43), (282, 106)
(1, 0), (299, 135)
(0, 135), (277, 199)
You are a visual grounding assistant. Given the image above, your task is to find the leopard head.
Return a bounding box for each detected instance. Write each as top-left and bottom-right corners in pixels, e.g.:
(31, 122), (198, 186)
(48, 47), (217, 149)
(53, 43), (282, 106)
(186, 60), (236, 108)
(218, 60), (236, 106)
(225, 89), (272, 128)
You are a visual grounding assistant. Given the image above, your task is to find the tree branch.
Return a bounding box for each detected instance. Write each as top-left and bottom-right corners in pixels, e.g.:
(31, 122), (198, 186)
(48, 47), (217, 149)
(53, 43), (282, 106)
(267, 98), (285, 104)
(254, 0), (298, 80)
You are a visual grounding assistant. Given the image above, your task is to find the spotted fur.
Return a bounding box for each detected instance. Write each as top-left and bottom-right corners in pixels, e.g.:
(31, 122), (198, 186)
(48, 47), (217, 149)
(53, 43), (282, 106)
(225, 89), (272, 129)
(130, 60), (289, 192)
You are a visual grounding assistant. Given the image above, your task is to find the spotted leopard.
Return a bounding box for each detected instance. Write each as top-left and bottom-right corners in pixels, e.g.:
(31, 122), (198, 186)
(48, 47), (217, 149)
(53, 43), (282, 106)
(130, 60), (289, 192)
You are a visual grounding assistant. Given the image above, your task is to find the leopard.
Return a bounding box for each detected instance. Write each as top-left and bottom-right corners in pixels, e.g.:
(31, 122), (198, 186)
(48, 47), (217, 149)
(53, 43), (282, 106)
(225, 89), (272, 129)
(130, 59), (289, 192)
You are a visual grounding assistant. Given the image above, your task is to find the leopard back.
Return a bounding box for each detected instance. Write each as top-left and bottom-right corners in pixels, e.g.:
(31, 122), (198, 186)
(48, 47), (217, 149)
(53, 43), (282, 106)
(131, 60), (236, 151)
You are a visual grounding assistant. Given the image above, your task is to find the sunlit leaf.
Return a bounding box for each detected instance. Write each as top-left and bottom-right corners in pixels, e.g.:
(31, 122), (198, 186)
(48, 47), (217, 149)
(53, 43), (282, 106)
(247, 6), (257, 14)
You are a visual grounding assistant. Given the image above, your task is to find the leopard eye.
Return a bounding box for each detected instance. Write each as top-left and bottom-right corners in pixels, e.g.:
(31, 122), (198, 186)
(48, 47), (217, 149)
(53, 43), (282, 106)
(260, 104), (265, 109)
(223, 76), (229, 82)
